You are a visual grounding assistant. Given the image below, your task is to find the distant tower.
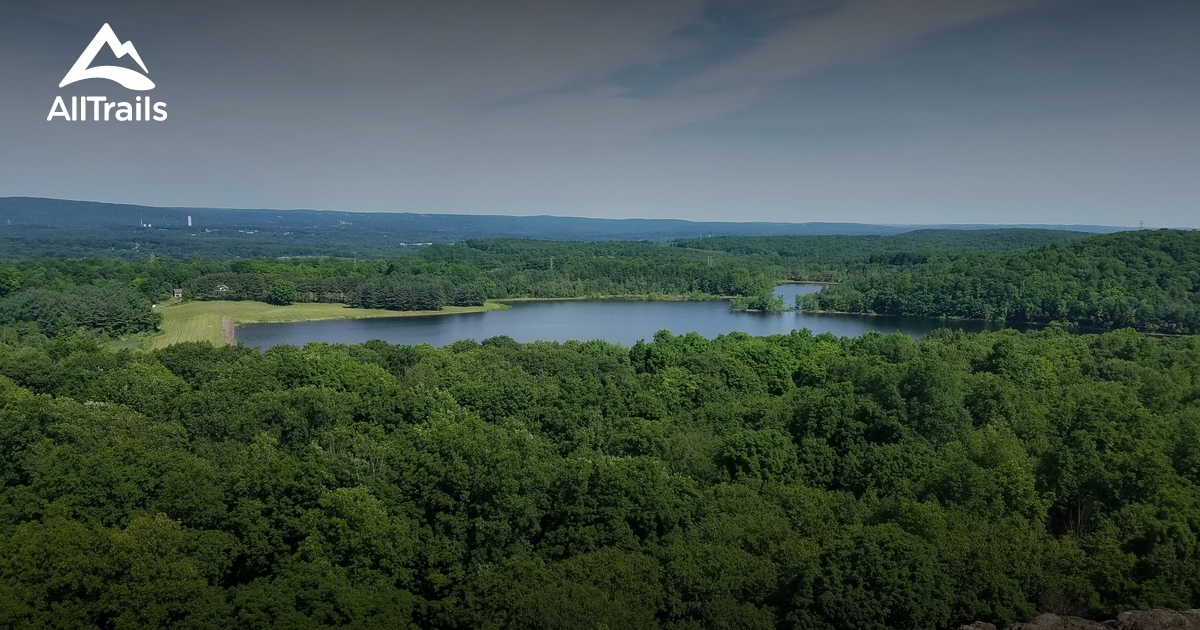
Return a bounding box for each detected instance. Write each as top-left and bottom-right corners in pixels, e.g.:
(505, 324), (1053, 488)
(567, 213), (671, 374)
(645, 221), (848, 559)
(1138, 220), (1145, 230)
(187, 215), (193, 227)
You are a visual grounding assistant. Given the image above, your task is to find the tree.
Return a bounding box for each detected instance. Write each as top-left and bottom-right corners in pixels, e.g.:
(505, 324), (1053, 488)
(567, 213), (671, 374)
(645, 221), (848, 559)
(268, 279), (298, 306)
(0, 267), (22, 297)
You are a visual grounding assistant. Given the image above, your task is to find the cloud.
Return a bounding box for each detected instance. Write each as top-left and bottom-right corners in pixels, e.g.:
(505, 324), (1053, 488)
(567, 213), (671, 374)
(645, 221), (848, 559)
(677, 0), (1049, 94)
(2, 0), (1195, 226)
(480, 0), (1055, 143)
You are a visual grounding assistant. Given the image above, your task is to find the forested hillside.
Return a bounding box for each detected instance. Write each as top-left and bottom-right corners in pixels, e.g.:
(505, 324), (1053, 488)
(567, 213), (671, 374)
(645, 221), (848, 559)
(676, 229), (1091, 259)
(1, 327), (1198, 628)
(805, 230), (1200, 334)
(0, 197), (1120, 260)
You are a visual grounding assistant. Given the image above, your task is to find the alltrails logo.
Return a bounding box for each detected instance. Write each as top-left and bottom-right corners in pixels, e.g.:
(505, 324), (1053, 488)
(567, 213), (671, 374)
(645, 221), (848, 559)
(47, 23), (167, 122)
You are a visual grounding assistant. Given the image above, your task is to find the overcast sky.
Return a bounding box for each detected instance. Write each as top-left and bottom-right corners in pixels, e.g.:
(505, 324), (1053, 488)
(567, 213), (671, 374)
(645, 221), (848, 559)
(0, 0), (1197, 225)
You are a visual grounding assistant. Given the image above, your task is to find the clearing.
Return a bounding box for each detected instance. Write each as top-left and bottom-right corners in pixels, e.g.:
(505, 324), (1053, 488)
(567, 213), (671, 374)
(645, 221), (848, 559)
(139, 300), (506, 350)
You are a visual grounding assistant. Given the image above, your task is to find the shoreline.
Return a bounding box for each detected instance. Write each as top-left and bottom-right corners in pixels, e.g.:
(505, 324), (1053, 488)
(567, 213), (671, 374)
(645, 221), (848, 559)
(221, 316), (234, 346)
(142, 300), (509, 349)
(217, 286), (838, 332)
(797, 307), (1034, 323)
(142, 295), (1194, 350)
(167, 293), (740, 348)
(497, 293), (730, 303)
(795, 309), (1193, 337)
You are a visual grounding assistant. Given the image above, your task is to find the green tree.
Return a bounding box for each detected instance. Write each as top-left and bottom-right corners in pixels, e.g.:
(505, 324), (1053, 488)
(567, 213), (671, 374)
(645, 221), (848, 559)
(268, 279), (298, 306)
(0, 266), (22, 297)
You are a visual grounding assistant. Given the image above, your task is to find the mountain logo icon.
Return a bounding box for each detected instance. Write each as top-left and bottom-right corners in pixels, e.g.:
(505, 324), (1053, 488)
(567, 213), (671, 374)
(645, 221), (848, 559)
(59, 23), (155, 91)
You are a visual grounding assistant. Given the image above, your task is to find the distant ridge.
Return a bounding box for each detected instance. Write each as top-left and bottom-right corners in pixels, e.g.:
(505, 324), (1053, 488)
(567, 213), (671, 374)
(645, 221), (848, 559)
(0, 197), (1126, 241)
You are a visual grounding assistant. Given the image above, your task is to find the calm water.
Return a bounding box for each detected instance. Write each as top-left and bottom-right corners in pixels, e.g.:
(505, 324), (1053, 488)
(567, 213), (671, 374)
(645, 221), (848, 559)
(237, 284), (1015, 349)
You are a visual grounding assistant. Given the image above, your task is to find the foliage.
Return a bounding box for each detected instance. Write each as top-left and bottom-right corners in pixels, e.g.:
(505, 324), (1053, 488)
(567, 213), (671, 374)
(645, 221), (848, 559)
(0, 326), (1198, 627)
(0, 239), (781, 330)
(0, 283), (160, 337)
(5, 198), (1096, 261)
(804, 230), (1200, 334)
(731, 292), (786, 312)
(0, 228), (1112, 338)
(267, 280), (298, 306)
(677, 229), (1090, 259)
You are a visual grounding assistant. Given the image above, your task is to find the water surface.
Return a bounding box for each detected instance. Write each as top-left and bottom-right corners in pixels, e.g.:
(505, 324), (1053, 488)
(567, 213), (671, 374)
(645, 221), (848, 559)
(237, 284), (1017, 349)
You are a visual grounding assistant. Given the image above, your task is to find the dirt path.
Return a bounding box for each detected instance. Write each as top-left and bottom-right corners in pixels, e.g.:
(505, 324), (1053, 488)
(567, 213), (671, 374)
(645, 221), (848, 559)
(221, 316), (235, 346)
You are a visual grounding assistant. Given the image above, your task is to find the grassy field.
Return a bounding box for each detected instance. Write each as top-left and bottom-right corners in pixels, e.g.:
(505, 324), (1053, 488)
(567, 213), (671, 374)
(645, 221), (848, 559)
(139, 300), (506, 350)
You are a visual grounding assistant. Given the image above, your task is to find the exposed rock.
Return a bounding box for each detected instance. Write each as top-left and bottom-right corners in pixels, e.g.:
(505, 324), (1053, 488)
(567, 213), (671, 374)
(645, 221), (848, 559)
(1006, 613), (1109, 630)
(968, 610), (1200, 630)
(1112, 609), (1200, 630)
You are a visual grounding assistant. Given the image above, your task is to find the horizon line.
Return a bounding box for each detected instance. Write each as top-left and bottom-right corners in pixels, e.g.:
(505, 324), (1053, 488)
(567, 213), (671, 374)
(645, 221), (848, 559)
(0, 196), (1145, 230)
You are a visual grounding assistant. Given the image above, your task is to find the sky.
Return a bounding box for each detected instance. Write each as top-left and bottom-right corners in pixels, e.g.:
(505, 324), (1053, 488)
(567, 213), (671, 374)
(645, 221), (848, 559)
(0, 0), (1197, 226)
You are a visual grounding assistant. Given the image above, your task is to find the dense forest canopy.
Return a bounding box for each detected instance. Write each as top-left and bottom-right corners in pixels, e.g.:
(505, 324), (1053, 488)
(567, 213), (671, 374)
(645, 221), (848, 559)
(803, 230), (1200, 334)
(674, 229), (1091, 259)
(0, 327), (1198, 628)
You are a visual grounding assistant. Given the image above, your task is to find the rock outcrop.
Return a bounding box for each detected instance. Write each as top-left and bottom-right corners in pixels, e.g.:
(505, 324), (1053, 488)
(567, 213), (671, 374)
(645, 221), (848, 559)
(960, 610), (1200, 630)
(1006, 613), (1108, 630)
(1111, 610), (1200, 630)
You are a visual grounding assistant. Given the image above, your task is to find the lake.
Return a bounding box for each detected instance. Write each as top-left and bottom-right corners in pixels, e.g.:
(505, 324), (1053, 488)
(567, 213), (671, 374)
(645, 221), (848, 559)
(236, 284), (1020, 349)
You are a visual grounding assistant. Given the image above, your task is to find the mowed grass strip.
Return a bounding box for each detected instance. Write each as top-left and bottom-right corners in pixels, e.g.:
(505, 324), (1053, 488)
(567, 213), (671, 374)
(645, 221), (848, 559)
(152, 310), (225, 348)
(143, 300), (506, 349)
